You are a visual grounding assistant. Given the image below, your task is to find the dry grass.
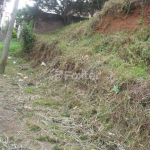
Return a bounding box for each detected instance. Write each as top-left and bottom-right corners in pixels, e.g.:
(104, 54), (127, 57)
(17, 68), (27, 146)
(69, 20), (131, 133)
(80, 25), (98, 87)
(25, 26), (150, 150)
(0, 1), (150, 150)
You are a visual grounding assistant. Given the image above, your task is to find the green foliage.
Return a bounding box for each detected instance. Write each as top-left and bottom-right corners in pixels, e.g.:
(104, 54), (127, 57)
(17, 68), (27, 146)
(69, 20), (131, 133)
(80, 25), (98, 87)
(32, 98), (61, 107)
(36, 135), (58, 143)
(24, 86), (38, 94)
(16, 5), (38, 24)
(22, 23), (35, 53)
(53, 145), (64, 150)
(12, 28), (17, 38)
(68, 99), (80, 109)
(0, 39), (22, 53)
(29, 19), (34, 28)
(32, 0), (108, 24)
(26, 122), (41, 132)
(9, 136), (15, 141)
(122, 0), (131, 14)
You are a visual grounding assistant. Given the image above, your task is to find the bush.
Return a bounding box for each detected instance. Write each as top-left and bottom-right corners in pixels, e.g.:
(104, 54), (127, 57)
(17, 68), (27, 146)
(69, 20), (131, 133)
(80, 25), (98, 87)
(22, 22), (36, 53)
(29, 19), (34, 28)
(12, 29), (17, 38)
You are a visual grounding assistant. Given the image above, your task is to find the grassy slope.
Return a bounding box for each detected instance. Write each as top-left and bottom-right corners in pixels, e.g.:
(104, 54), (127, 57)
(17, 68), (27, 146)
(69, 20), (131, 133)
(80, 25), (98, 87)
(0, 1), (149, 149)
(28, 12), (150, 149)
(0, 39), (22, 53)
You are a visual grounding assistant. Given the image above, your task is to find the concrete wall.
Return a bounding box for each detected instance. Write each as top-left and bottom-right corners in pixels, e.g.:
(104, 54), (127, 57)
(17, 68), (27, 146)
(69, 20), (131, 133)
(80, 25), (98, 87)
(0, 0), (10, 30)
(33, 11), (88, 34)
(33, 12), (64, 34)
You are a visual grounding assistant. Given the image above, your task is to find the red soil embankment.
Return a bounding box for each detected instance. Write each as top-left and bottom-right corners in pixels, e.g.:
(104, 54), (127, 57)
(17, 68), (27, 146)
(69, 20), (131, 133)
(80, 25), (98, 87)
(95, 4), (150, 34)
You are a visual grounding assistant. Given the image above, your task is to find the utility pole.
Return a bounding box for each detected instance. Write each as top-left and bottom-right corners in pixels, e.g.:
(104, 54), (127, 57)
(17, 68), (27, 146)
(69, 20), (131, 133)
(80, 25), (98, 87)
(0, 0), (20, 74)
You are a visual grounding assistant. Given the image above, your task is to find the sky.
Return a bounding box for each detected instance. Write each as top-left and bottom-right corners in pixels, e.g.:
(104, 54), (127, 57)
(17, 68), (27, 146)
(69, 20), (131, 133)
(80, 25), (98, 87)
(18, 0), (35, 9)
(5, 0), (35, 13)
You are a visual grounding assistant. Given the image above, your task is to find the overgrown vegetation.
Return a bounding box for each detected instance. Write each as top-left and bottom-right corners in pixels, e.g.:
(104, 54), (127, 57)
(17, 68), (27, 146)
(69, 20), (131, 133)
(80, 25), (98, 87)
(22, 22), (36, 53)
(12, 28), (17, 39)
(16, 5), (37, 24)
(25, 1), (150, 149)
(31, 0), (108, 24)
(0, 39), (22, 53)
(0, 0), (149, 150)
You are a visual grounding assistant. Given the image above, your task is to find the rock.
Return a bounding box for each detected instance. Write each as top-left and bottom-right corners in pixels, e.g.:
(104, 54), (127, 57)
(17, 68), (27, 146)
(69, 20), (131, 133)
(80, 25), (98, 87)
(19, 66), (29, 70)
(17, 73), (24, 78)
(41, 62), (46, 66)
(13, 61), (17, 64)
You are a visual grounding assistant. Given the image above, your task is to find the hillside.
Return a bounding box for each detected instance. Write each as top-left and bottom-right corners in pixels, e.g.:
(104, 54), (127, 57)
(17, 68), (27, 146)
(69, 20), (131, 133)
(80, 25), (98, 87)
(0, 0), (150, 150)
(95, 0), (150, 34)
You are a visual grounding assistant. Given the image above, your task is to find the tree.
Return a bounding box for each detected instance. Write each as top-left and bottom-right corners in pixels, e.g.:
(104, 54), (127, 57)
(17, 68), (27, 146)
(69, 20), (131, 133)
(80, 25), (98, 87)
(16, 4), (38, 25)
(87, 0), (108, 17)
(32, 0), (90, 25)
(31, 0), (108, 24)
(0, 0), (20, 74)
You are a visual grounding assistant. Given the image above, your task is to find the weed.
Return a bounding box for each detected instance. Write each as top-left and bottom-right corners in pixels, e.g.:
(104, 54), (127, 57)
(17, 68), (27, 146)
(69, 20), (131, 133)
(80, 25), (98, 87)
(57, 43), (67, 53)
(0, 143), (3, 148)
(0, 136), (6, 141)
(1, 1), (149, 149)
(24, 87), (38, 94)
(93, 45), (103, 53)
(25, 112), (34, 117)
(51, 125), (59, 130)
(68, 99), (80, 109)
(53, 145), (63, 150)
(33, 98), (61, 107)
(36, 135), (58, 143)
(61, 111), (70, 117)
(9, 136), (14, 141)
(26, 122), (41, 132)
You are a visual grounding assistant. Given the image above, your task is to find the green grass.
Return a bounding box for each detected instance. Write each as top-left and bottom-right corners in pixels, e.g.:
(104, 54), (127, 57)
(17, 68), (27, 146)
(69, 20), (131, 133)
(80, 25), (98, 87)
(9, 136), (15, 141)
(24, 87), (38, 94)
(26, 122), (41, 132)
(37, 29), (149, 89)
(36, 135), (58, 143)
(31, 20), (150, 149)
(32, 98), (61, 107)
(0, 39), (22, 53)
(2, 2), (148, 149)
(53, 145), (64, 150)
(0, 1), (149, 149)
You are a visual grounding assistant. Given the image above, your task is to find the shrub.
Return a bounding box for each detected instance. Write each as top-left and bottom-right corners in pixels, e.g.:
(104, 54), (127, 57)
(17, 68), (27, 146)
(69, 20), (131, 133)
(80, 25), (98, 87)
(12, 29), (17, 38)
(29, 19), (34, 28)
(22, 22), (35, 53)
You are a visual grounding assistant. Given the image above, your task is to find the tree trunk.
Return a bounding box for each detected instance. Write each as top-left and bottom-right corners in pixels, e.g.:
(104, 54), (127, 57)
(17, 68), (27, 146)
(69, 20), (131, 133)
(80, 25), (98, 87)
(0, 0), (20, 74)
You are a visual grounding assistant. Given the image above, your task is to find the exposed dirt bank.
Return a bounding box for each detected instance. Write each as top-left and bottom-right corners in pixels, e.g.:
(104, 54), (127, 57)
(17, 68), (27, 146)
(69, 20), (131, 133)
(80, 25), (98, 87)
(95, 4), (150, 34)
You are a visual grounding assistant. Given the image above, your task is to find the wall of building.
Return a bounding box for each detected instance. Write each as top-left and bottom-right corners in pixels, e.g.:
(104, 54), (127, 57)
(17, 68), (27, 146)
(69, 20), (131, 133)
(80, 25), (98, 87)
(0, 0), (10, 41)
(33, 12), (64, 34)
(33, 11), (88, 34)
